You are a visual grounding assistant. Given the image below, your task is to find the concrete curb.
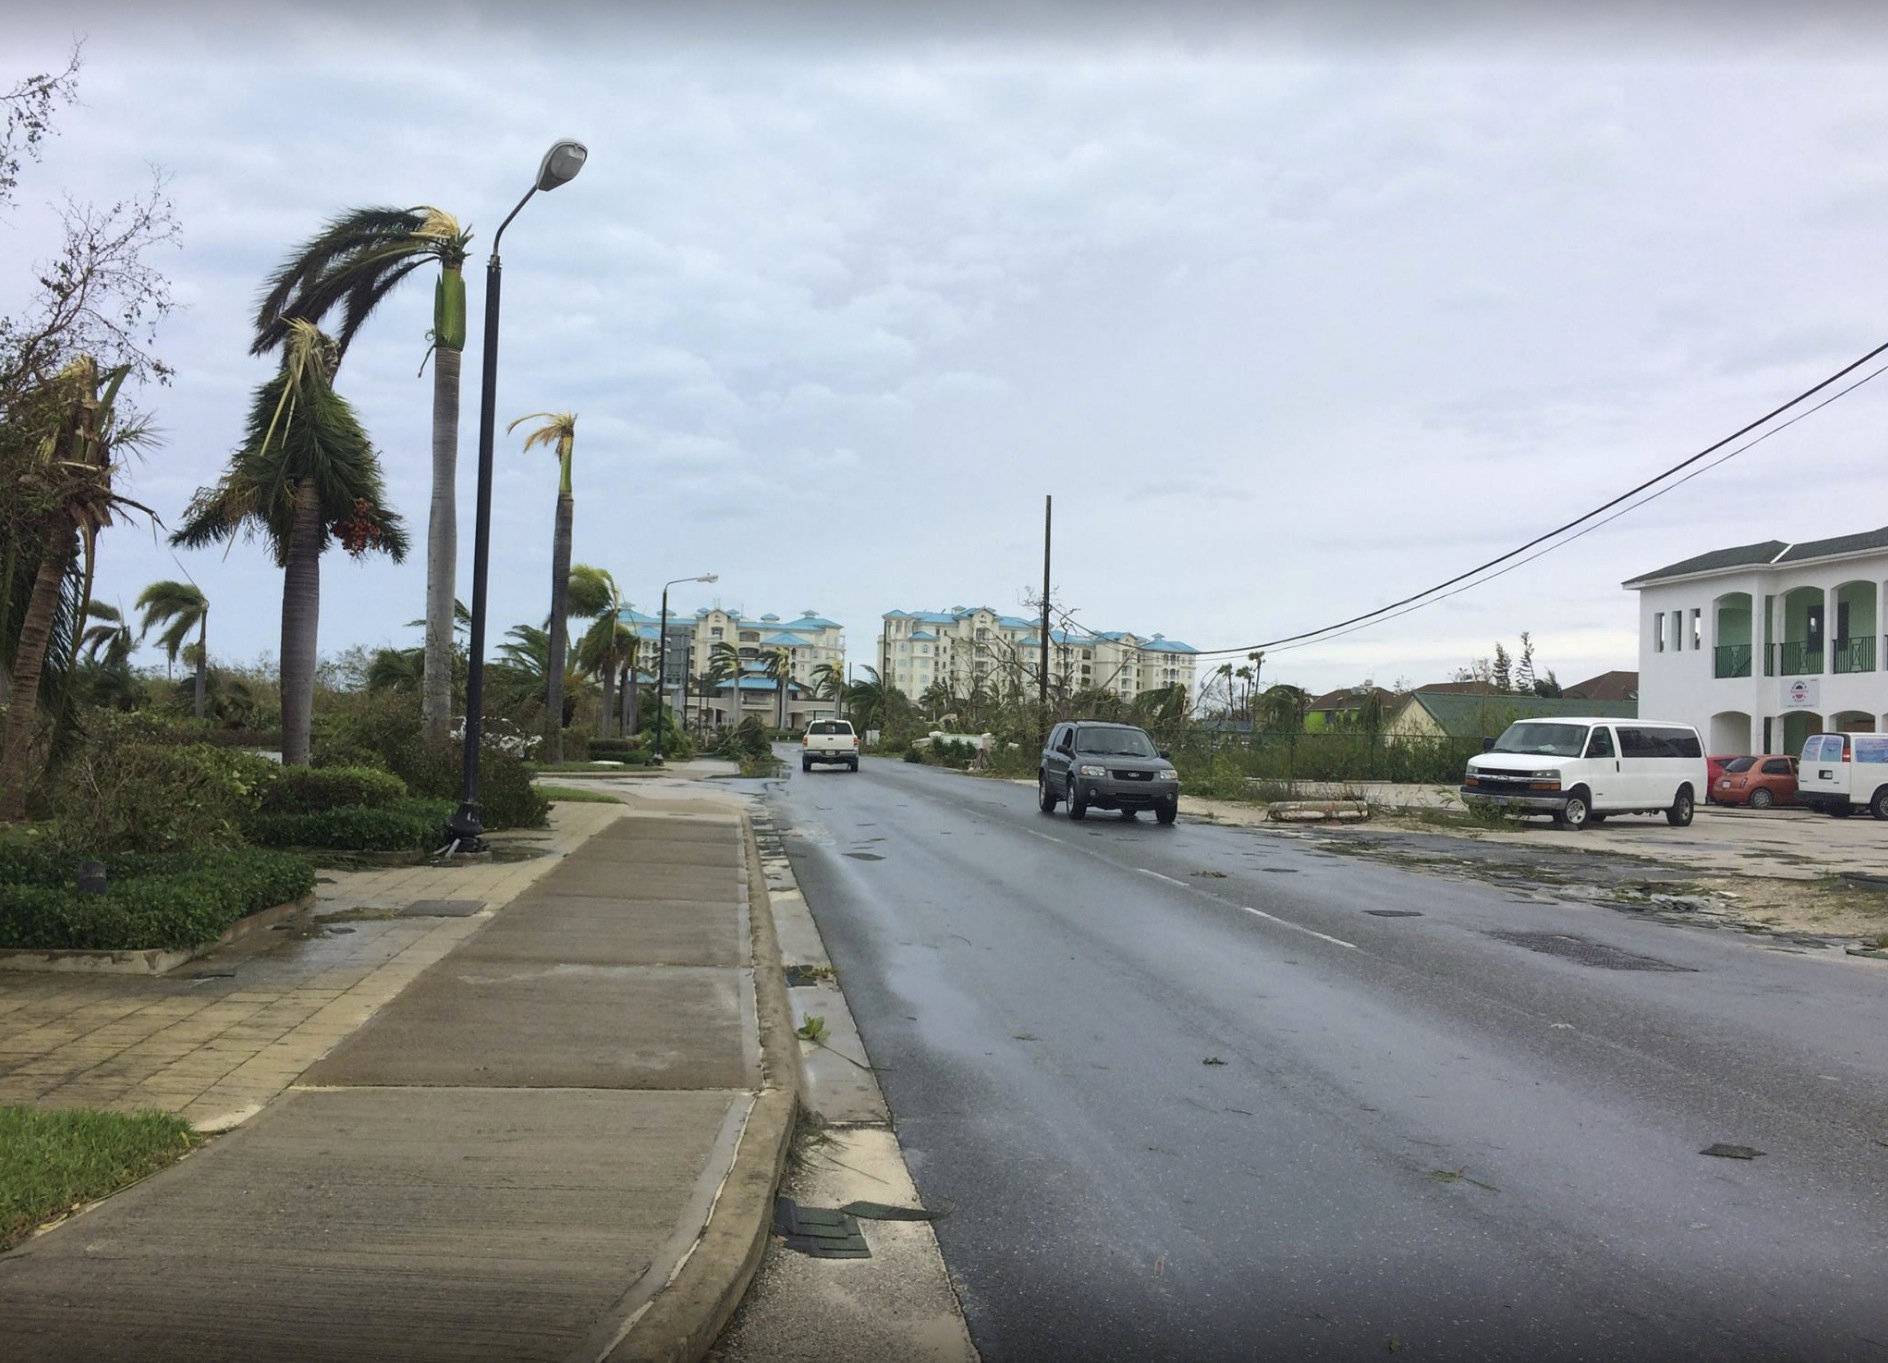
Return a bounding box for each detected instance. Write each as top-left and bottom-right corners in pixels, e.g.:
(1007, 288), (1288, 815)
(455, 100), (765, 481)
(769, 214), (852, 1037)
(608, 808), (799, 1363)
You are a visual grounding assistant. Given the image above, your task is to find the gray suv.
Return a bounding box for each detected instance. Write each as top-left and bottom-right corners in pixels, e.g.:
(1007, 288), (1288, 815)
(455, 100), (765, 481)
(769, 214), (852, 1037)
(1040, 721), (1180, 824)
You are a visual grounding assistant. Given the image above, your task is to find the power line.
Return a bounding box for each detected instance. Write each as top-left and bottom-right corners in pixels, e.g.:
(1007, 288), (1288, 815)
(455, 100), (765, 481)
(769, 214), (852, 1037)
(1192, 337), (1888, 660)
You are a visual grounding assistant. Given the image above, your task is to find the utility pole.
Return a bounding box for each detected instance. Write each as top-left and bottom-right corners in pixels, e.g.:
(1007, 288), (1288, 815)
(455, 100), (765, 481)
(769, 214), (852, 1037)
(1039, 494), (1052, 745)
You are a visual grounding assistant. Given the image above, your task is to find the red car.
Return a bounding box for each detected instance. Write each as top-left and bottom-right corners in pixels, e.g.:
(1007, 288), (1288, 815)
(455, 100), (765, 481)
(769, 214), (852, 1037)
(1710, 755), (1798, 809)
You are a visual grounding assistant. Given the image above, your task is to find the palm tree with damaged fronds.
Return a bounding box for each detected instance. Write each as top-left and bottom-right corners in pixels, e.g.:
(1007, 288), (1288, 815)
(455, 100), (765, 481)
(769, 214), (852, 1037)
(173, 320), (407, 764)
(811, 660), (846, 721)
(762, 647), (793, 732)
(508, 410), (578, 761)
(253, 205), (470, 748)
(136, 579), (209, 718)
(568, 564), (630, 737)
(0, 356), (153, 819)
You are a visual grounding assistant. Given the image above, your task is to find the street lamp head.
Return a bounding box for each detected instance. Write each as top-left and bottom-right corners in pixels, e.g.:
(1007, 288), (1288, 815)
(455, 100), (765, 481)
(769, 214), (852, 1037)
(698, 573), (719, 584)
(536, 139), (589, 192)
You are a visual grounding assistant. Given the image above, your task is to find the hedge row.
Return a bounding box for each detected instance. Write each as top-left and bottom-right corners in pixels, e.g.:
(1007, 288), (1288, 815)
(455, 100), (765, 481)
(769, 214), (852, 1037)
(0, 847), (316, 952)
(257, 765), (407, 815)
(243, 798), (456, 853)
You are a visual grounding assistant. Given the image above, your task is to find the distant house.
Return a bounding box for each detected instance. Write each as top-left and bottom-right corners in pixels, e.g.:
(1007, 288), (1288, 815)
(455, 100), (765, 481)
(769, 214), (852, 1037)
(1564, 670), (1639, 703)
(1304, 686), (1398, 730)
(1384, 690), (1636, 742)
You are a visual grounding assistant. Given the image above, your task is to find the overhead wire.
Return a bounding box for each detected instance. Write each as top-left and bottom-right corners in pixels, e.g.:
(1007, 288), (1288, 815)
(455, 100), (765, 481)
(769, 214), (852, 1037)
(1190, 338), (1888, 659)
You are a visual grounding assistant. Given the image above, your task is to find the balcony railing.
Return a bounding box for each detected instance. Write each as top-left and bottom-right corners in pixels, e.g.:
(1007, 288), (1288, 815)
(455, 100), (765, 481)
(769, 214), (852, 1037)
(1834, 636), (1878, 674)
(1776, 641), (1823, 676)
(1713, 644), (1752, 679)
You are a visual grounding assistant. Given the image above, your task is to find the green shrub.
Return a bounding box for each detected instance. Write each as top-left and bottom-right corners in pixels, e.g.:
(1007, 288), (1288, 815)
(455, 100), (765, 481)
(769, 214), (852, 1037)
(244, 798), (455, 852)
(54, 742), (279, 854)
(715, 717), (771, 763)
(586, 737), (644, 760)
(902, 748), (923, 764)
(311, 692), (548, 830)
(258, 765), (407, 815)
(0, 847), (315, 951)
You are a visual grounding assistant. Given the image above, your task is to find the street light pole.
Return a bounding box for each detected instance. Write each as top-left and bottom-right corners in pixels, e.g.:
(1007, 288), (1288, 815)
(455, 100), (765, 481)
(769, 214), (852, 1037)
(653, 573), (716, 763)
(445, 139), (588, 854)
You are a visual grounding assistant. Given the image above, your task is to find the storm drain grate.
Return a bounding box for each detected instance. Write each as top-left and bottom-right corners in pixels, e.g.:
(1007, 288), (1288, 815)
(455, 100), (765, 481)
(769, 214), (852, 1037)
(1487, 929), (1694, 972)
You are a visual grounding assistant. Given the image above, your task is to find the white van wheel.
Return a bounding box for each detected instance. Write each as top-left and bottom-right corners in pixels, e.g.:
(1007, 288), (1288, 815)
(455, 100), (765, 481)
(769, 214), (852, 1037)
(1871, 787), (1888, 822)
(1556, 790), (1590, 830)
(1666, 786), (1695, 828)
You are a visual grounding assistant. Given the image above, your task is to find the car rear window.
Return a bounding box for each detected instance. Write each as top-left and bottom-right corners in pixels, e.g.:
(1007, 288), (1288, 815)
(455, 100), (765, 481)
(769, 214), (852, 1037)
(1761, 759), (1794, 775)
(1724, 757), (1757, 773)
(808, 721), (852, 735)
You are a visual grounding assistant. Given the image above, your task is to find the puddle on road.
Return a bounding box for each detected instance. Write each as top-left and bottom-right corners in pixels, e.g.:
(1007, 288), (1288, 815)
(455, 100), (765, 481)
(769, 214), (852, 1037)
(844, 851), (885, 861)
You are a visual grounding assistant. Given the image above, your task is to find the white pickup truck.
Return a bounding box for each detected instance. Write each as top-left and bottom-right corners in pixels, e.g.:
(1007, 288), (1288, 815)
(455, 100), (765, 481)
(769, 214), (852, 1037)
(801, 719), (860, 773)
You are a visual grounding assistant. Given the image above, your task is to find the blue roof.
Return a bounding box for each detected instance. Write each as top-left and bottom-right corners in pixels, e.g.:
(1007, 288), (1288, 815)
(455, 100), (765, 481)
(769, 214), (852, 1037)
(906, 610), (958, 624)
(1144, 638), (1199, 654)
(794, 612), (841, 628)
(717, 676), (802, 692)
(758, 632), (803, 646)
(909, 629), (938, 641)
(994, 614), (1037, 629)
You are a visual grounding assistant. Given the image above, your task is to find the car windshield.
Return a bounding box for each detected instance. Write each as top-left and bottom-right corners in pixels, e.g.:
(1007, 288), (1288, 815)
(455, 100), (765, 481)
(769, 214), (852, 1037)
(1724, 757), (1757, 772)
(1076, 727), (1158, 758)
(809, 721), (851, 735)
(1489, 722), (1588, 758)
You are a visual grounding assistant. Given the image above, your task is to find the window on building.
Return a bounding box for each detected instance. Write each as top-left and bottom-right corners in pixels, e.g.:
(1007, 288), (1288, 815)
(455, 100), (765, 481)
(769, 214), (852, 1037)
(1689, 608), (1701, 651)
(1671, 611), (1684, 651)
(1654, 614), (1665, 653)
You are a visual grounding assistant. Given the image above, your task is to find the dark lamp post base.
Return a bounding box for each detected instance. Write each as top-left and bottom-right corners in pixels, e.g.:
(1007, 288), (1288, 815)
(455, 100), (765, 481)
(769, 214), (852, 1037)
(444, 802), (486, 854)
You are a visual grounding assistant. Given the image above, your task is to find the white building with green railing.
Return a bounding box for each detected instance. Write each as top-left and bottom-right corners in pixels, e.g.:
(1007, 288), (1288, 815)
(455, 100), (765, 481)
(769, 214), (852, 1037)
(1625, 527), (1888, 756)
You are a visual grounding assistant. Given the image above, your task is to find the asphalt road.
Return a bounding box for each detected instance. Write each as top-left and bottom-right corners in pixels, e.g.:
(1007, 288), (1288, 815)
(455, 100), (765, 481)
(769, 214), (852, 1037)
(769, 754), (1888, 1362)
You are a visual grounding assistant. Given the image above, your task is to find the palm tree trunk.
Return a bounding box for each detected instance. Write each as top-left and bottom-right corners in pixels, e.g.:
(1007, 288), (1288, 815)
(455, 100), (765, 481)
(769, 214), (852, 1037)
(597, 648), (615, 738)
(618, 659), (634, 736)
(280, 479), (322, 766)
(193, 614), (208, 720)
(420, 343), (461, 746)
(0, 523), (75, 820)
(625, 666), (641, 738)
(545, 492), (572, 761)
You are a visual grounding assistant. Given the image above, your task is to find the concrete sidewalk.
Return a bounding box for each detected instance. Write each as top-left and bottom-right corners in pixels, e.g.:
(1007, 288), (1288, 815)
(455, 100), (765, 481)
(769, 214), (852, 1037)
(0, 802), (796, 1363)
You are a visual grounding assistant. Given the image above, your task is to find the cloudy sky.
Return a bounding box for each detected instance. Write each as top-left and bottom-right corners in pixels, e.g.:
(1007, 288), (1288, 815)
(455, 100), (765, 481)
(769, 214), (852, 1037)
(10, 2), (1888, 696)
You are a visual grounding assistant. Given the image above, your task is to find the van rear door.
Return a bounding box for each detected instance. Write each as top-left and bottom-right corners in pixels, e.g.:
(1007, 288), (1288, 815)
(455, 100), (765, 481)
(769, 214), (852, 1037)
(1798, 734), (1846, 806)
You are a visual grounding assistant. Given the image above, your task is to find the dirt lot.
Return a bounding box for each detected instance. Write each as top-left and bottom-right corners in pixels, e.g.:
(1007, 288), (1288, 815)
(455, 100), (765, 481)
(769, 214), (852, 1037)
(1186, 795), (1888, 952)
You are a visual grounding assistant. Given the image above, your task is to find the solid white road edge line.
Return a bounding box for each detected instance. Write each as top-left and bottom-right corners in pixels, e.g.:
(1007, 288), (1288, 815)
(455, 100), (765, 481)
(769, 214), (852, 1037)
(1240, 905), (1360, 950)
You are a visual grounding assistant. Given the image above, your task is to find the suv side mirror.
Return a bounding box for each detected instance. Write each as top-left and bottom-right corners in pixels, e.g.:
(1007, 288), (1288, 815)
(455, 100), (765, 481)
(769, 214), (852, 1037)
(1481, 738), (1495, 752)
(1159, 750), (1171, 760)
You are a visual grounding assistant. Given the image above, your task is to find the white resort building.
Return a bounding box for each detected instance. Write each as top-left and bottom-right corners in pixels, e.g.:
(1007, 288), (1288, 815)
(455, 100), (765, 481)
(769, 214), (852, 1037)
(876, 606), (1199, 703)
(1626, 527), (1888, 756)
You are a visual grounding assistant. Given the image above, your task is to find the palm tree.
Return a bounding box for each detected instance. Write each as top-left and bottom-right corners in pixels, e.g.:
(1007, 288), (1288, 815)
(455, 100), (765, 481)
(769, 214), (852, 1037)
(1256, 683), (1311, 734)
(173, 321), (407, 765)
(842, 665), (899, 738)
(78, 601), (133, 666)
(1, 356), (151, 818)
(703, 641), (742, 732)
(617, 632), (644, 739)
(811, 661), (846, 719)
(760, 647), (793, 731)
(508, 410), (577, 760)
(254, 206), (471, 747)
(136, 579), (210, 718)
(919, 678), (958, 722)
(568, 564), (629, 736)
(366, 645), (424, 693)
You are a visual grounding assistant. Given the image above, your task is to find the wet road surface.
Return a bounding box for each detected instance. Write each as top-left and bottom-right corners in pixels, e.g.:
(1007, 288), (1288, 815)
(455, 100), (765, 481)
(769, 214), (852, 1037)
(769, 755), (1888, 1362)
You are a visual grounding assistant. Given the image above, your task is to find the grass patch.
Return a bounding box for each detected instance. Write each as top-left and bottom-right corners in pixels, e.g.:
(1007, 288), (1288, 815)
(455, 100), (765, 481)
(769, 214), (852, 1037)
(535, 784), (622, 804)
(1, 1106), (197, 1248)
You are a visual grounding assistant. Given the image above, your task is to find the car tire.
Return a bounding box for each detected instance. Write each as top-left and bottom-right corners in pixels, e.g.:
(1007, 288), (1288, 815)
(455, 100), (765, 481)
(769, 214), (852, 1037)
(1872, 787), (1888, 822)
(849, 759), (859, 772)
(1067, 777), (1088, 821)
(1666, 786), (1695, 828)
(1156, 798), (1178, 826)
(1555, 789), (1591, 830)
(1039, 774), (1059, 813)
(1749, 788), (1775, 810)
(1587, 812), (1607, 825)
(801, 759), (811, 773)
(1831, 803), (1854, 818)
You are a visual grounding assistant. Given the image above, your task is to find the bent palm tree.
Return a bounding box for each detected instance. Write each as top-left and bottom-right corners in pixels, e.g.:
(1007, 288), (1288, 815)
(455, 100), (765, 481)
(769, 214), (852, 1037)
(174, 321), (407, 764)
(1, 356), (151, 818)
(78, 601), (133, 667)
(255, 206), (471, 746)
(568, 564), (629, 737)
(508, 411), (577, 760)
(761, 647), (794, 731)
(367, 645), (424, 693)
(136, 579), (210, 718)
(811, 661), (846, 719)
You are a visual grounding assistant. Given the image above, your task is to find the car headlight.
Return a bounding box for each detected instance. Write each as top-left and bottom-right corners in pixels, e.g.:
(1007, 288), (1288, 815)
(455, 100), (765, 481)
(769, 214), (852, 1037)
(1529, 769), (1561, 781)
(1079, 764), (1107, 777)
(1155, 768), (1178, 781)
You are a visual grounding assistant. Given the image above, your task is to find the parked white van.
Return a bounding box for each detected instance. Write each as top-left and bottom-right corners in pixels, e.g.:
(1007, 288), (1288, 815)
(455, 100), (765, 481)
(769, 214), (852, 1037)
(1461, 717), (1706, 831)
(1795, 732), (1888, 820)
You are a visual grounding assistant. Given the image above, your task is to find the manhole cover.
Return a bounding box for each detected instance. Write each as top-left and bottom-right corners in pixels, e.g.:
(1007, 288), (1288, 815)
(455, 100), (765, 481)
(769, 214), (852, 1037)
(405, 899), (486, 917)
(1487, 929), (1693, 972)
(1365, 910), (1422, 918)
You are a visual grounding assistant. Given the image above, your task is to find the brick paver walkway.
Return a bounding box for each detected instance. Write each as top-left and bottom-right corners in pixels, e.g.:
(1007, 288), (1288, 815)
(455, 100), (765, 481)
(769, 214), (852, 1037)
(0, 803), (621, 1129)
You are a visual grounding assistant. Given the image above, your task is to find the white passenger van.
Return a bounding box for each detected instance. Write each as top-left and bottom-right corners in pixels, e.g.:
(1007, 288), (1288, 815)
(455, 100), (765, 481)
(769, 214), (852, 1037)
(1461, 717), (1707, 831)
(1795, 732), (1888, 820)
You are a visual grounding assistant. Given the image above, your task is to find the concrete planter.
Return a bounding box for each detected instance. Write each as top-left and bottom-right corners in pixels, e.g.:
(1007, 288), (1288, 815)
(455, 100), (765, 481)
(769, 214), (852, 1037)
(1266, 801), (1371, 823)
(0, 893), (315, 976)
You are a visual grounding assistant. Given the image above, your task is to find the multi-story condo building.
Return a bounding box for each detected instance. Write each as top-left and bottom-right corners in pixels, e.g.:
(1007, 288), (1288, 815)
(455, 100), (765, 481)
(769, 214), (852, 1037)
(876, 605), (1199, 704)
(1626, 526), (1888, 756)
(618, 606), (845, 730)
